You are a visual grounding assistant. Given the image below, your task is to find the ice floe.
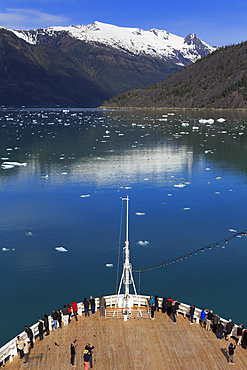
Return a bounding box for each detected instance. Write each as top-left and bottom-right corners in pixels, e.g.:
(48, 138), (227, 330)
(25, 232), (33, 236)
(80, 194), (90, 198)
(215, 177), (221, 180)
(174, 184), (186, 188)
(137, 240), (149, 246)
(183, 208), (190, 210)
(217, 118), (225, 123)
(2, 161), (27, 166)
(1, 164), (15, 169)
(135, 212), (145, 216)
(55, 247), (68, 252)
(106, 263), (114, 267)
(228, 229), (237, 232)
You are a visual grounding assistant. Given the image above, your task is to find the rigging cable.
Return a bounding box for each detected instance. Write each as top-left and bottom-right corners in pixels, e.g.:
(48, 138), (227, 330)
(132, 229), (247, 274)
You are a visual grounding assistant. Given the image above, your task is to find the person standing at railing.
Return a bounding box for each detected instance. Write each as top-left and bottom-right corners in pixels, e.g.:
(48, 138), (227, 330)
(226, 319), (234, 341)
(38, 320), (44, 341)
(206, 310), (214, 331)
(200, 309), (208, 328)
(99, 295), (106, 316)
(62, 305), (69, 326)
(52, 310), (58, 330)
(166, 297), (173, 317)
(67, 304), (72, 323)
(83, 297), (90, 317)
(171, 302), (177, 323)
(72, 300), (78, 321)
(57, 309), (62, 328)
(189, 305), (195, 324)
(162, 297), (167, 314)
(89, 296), (96, 314)
(154, 295), (159, 312)
(242, 328), (247, 349)
(42, 314), (49, 336)
(212, 314), (219, 334)
(237, 324), (244, 346)
(17, 336), (24, 359)
(25, 325), (33, 348)
(217, 321), (224, 340)
(151, 303), (155, 320)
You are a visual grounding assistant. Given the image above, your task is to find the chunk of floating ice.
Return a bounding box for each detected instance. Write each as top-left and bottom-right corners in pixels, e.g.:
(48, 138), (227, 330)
(55, 247), (68, 252)
(215, 192), (220, 194)
(167, 194), (172, 196)
(183, 208), (190, 210)
(215, 177), (221, 180)
(62, 172), (67, 175)
(137, 240), (149, 246)
(174, 184), (186, 188)
(1, 164), (15, 169)
(205, 168), (210, 170)
(135, 212), (145, 216)
(106, 263), (113, 267)
(2, 247), (10, 251)
(217, 118), (225, 123)
(80, 195), (90, 198)
(222, 246), (225, 248)
(25, 232), (33, 236)
(228, 229), (237, 232)
(143, 178), (149, 181)
(2, 161), (27, 166)
(125, 187), (132, 189)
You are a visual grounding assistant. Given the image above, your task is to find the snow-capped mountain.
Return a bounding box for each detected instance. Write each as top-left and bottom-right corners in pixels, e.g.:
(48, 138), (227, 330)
(11, 21), (215, 66)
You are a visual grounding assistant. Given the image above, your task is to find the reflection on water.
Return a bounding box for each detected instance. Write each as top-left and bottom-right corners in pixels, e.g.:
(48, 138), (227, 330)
(0, 108), (247, 346)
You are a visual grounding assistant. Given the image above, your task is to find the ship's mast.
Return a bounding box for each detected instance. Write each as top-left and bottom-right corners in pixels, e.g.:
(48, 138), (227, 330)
(124, 195), (130, 298)
(115, 195), (138, 311)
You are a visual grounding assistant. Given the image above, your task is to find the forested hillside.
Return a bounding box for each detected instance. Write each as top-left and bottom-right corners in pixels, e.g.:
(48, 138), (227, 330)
(104, 41), (247, 109)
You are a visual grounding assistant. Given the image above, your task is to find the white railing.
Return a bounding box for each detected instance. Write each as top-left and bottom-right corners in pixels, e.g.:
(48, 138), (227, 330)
(0, 295), (241, 367)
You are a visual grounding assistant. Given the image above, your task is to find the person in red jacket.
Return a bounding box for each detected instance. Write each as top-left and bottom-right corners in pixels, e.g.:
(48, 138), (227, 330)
(72, 300), (78, 321)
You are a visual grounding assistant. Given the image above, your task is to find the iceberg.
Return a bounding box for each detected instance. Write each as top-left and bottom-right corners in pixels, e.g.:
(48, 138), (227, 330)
(106, 263), (114, 267)
(80, 195), (90, 198)
(228, 229), (237, 232)
(183, 208), (190, 210)
(135, 212), (145, 216)
(137, 240), (149, 246)
(25, 232), (33, 236)
(2, 247), (10, 251)
(55, 247), (68, 252)
(215, 177), (222, 180)
(217, 118), (225, 123)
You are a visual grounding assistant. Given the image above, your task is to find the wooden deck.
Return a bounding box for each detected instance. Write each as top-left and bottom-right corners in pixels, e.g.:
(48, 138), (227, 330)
(3, 310), (247, 369)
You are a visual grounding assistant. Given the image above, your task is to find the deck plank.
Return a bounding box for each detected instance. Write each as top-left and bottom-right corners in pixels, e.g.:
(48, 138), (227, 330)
(3, 310), (247, 369)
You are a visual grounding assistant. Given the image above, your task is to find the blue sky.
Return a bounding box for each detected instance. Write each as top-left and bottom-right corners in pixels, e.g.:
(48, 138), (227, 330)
(0, 0), (246, 46)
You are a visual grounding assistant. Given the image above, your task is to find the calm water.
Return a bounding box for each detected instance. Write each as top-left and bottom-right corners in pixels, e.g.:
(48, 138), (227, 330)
(1, 108), (247, 346)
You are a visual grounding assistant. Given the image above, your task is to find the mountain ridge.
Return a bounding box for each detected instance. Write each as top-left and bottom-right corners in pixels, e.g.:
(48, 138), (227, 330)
(11, 21), (215, 67)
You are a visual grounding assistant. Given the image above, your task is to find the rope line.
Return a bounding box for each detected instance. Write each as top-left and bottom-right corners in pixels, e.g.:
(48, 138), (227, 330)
(132, 229), (247, 273)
